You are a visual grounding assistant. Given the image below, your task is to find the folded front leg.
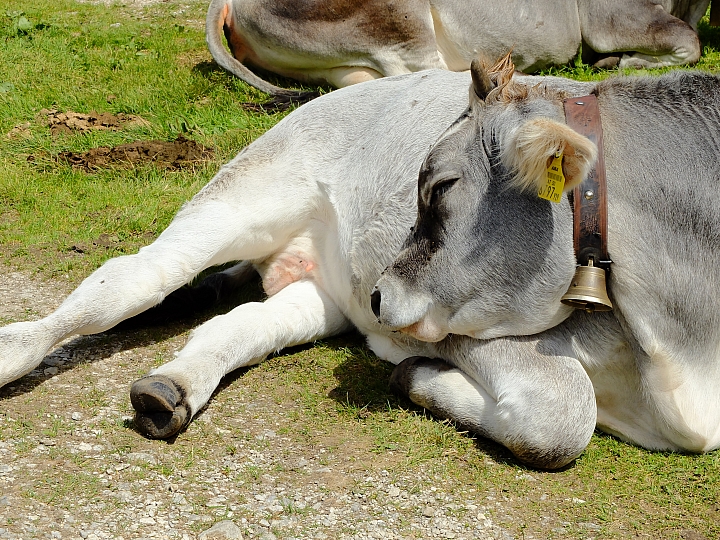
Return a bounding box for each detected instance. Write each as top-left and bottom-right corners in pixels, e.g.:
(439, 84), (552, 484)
(131, 279), (351, 439)
(391, 335), (597, 469)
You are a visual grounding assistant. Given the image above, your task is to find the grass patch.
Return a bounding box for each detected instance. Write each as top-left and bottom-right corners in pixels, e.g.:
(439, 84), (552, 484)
(0, 0), (291, 281)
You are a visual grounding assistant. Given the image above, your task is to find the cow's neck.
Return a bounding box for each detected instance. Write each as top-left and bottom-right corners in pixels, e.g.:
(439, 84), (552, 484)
(560, 94), (614, 313)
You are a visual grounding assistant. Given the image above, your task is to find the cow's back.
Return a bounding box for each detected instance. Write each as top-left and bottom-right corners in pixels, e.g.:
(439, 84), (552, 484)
(598, 71), (720, 358)
(429, 0), (581, 72)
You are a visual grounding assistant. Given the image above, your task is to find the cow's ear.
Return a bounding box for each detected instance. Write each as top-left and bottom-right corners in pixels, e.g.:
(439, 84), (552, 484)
(503, 117), (597, 194)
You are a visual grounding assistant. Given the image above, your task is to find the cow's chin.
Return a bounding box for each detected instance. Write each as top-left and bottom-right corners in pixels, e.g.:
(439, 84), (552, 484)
(399, 317), (448, 342)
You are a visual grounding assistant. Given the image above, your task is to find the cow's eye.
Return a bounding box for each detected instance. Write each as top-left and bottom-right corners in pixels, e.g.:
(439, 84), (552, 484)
(430, 178), (458, 206)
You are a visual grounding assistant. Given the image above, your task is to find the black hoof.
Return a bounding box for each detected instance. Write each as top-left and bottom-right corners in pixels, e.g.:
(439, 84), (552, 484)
(130, 375), (190, 439)
(389, 356), (453, 397)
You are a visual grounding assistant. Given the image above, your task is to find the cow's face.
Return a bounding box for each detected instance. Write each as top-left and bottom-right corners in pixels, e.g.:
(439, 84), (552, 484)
(372, 61), (598, 342)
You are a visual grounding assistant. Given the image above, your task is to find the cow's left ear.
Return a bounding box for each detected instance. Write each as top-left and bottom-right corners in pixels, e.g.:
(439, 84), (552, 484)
(503, 118), (597, 194)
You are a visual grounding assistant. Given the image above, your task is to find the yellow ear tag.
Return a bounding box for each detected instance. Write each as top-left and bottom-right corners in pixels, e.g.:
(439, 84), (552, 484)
(538, 151), (565, 203)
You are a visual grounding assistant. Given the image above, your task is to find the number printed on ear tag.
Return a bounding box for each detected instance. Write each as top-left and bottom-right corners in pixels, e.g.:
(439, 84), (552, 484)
(538, 151), (565, 203)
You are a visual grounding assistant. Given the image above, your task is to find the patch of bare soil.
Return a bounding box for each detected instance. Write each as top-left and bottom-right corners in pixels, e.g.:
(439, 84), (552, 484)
(57, 135), (213, 171)
(38, 109), (149, 136)
(5, 123), (32, 140)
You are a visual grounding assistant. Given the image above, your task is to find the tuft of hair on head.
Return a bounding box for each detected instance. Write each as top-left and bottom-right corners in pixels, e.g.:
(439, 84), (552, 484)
(471, 52), (531, 104)
(503, 118), (598, 194)
(487, 51), (515, 88)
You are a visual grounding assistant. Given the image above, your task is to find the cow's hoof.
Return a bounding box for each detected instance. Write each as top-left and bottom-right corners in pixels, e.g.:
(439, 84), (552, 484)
(389, 356), (453, 397)
(130, 375), (190, 439)
(592, 56), (620, 69)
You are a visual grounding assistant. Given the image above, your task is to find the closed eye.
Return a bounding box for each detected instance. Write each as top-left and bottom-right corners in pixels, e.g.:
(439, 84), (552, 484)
(430, 177), (459, 206)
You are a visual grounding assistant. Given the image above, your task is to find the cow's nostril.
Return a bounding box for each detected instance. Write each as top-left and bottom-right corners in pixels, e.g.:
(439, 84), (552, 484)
(370, 289), (382, 319)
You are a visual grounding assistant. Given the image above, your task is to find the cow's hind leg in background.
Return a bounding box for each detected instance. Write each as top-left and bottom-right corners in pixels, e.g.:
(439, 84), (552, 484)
(0, 159), (349, 437)
(577, 0), (705, 69)
(389, 334), (597, 470)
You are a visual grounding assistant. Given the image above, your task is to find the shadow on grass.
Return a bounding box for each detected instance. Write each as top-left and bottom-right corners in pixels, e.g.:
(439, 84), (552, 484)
(698, 17), (720, 50)
(193, 59), (331, 110)
(0, 266), (265, 400)
(325, 341), (539, 471)
(2, 268), (580, 470)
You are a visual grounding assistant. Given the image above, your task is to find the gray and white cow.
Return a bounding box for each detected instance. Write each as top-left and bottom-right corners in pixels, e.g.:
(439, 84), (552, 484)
(208, 0), (710, 104)
(1, 62), (718, 469)
(373, 61), (720, 466)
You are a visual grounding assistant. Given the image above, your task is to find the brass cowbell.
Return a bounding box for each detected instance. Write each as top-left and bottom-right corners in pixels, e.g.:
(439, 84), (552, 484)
(560, 258), (613, 312)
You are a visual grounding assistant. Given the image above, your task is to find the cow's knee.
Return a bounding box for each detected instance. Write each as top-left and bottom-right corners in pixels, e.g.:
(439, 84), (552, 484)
(495, 380), (596, 470)
(500, 411), (593, 470)
(390, 356), (595, 470)
(130, 374), (191, 439)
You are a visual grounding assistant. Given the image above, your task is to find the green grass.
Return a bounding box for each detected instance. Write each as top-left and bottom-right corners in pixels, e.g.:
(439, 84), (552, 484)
(1, 1), (720, 539)
(209, 337), (720, 538)
(0, 0), (292, 280)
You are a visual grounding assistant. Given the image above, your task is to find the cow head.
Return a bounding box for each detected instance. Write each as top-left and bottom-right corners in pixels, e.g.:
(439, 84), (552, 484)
(372, 57), (598, 342)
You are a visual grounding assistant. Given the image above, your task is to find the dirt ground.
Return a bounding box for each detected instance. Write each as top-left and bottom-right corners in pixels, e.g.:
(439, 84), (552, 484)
(57, 135), (213, 171)
(25, 110), (214, 171)
(40, 110), (150, 137)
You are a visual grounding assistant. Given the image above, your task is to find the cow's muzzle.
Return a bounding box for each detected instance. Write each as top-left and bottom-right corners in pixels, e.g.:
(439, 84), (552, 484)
(371, 279), (448, 342)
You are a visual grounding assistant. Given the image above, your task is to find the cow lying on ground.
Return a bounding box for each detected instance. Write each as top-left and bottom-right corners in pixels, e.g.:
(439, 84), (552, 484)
(1, 60), (720, 469)
(207, 0), (710, 106)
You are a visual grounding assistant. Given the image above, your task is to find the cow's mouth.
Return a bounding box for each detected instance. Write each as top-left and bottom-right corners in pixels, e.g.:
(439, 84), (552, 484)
(372, 276), (450, 341)
(398, 316), (448, 342)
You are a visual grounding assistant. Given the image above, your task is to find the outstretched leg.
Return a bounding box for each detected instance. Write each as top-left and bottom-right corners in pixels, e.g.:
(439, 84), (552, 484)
(131, 279), (351, 438)
(390, 334), (597, 469)
(116, 261), (258, 329)
(0, 156), (321, 388)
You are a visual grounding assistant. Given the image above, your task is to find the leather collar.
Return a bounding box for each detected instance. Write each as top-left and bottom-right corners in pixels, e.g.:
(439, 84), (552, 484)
(563, 94), (612, 269)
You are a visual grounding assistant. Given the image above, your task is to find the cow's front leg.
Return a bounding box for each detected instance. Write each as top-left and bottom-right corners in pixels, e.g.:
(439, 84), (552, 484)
(390, 335), (596, 470)
(130, 279), (351, 439)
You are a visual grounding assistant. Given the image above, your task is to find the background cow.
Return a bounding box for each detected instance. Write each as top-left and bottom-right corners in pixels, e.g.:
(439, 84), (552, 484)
(1, 61), (718, 469)
(207, 0), (710, 106)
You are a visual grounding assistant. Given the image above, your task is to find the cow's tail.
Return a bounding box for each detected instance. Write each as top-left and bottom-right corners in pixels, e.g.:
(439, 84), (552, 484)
(205, 0), (320, 110)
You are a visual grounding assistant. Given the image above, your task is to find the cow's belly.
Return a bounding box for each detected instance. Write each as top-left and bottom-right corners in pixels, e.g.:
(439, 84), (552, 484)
(230, 0), (443, 84)
(430, 0), (582, 71)
(588, 345), (720, 453)
(255, 234), (321, 296)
